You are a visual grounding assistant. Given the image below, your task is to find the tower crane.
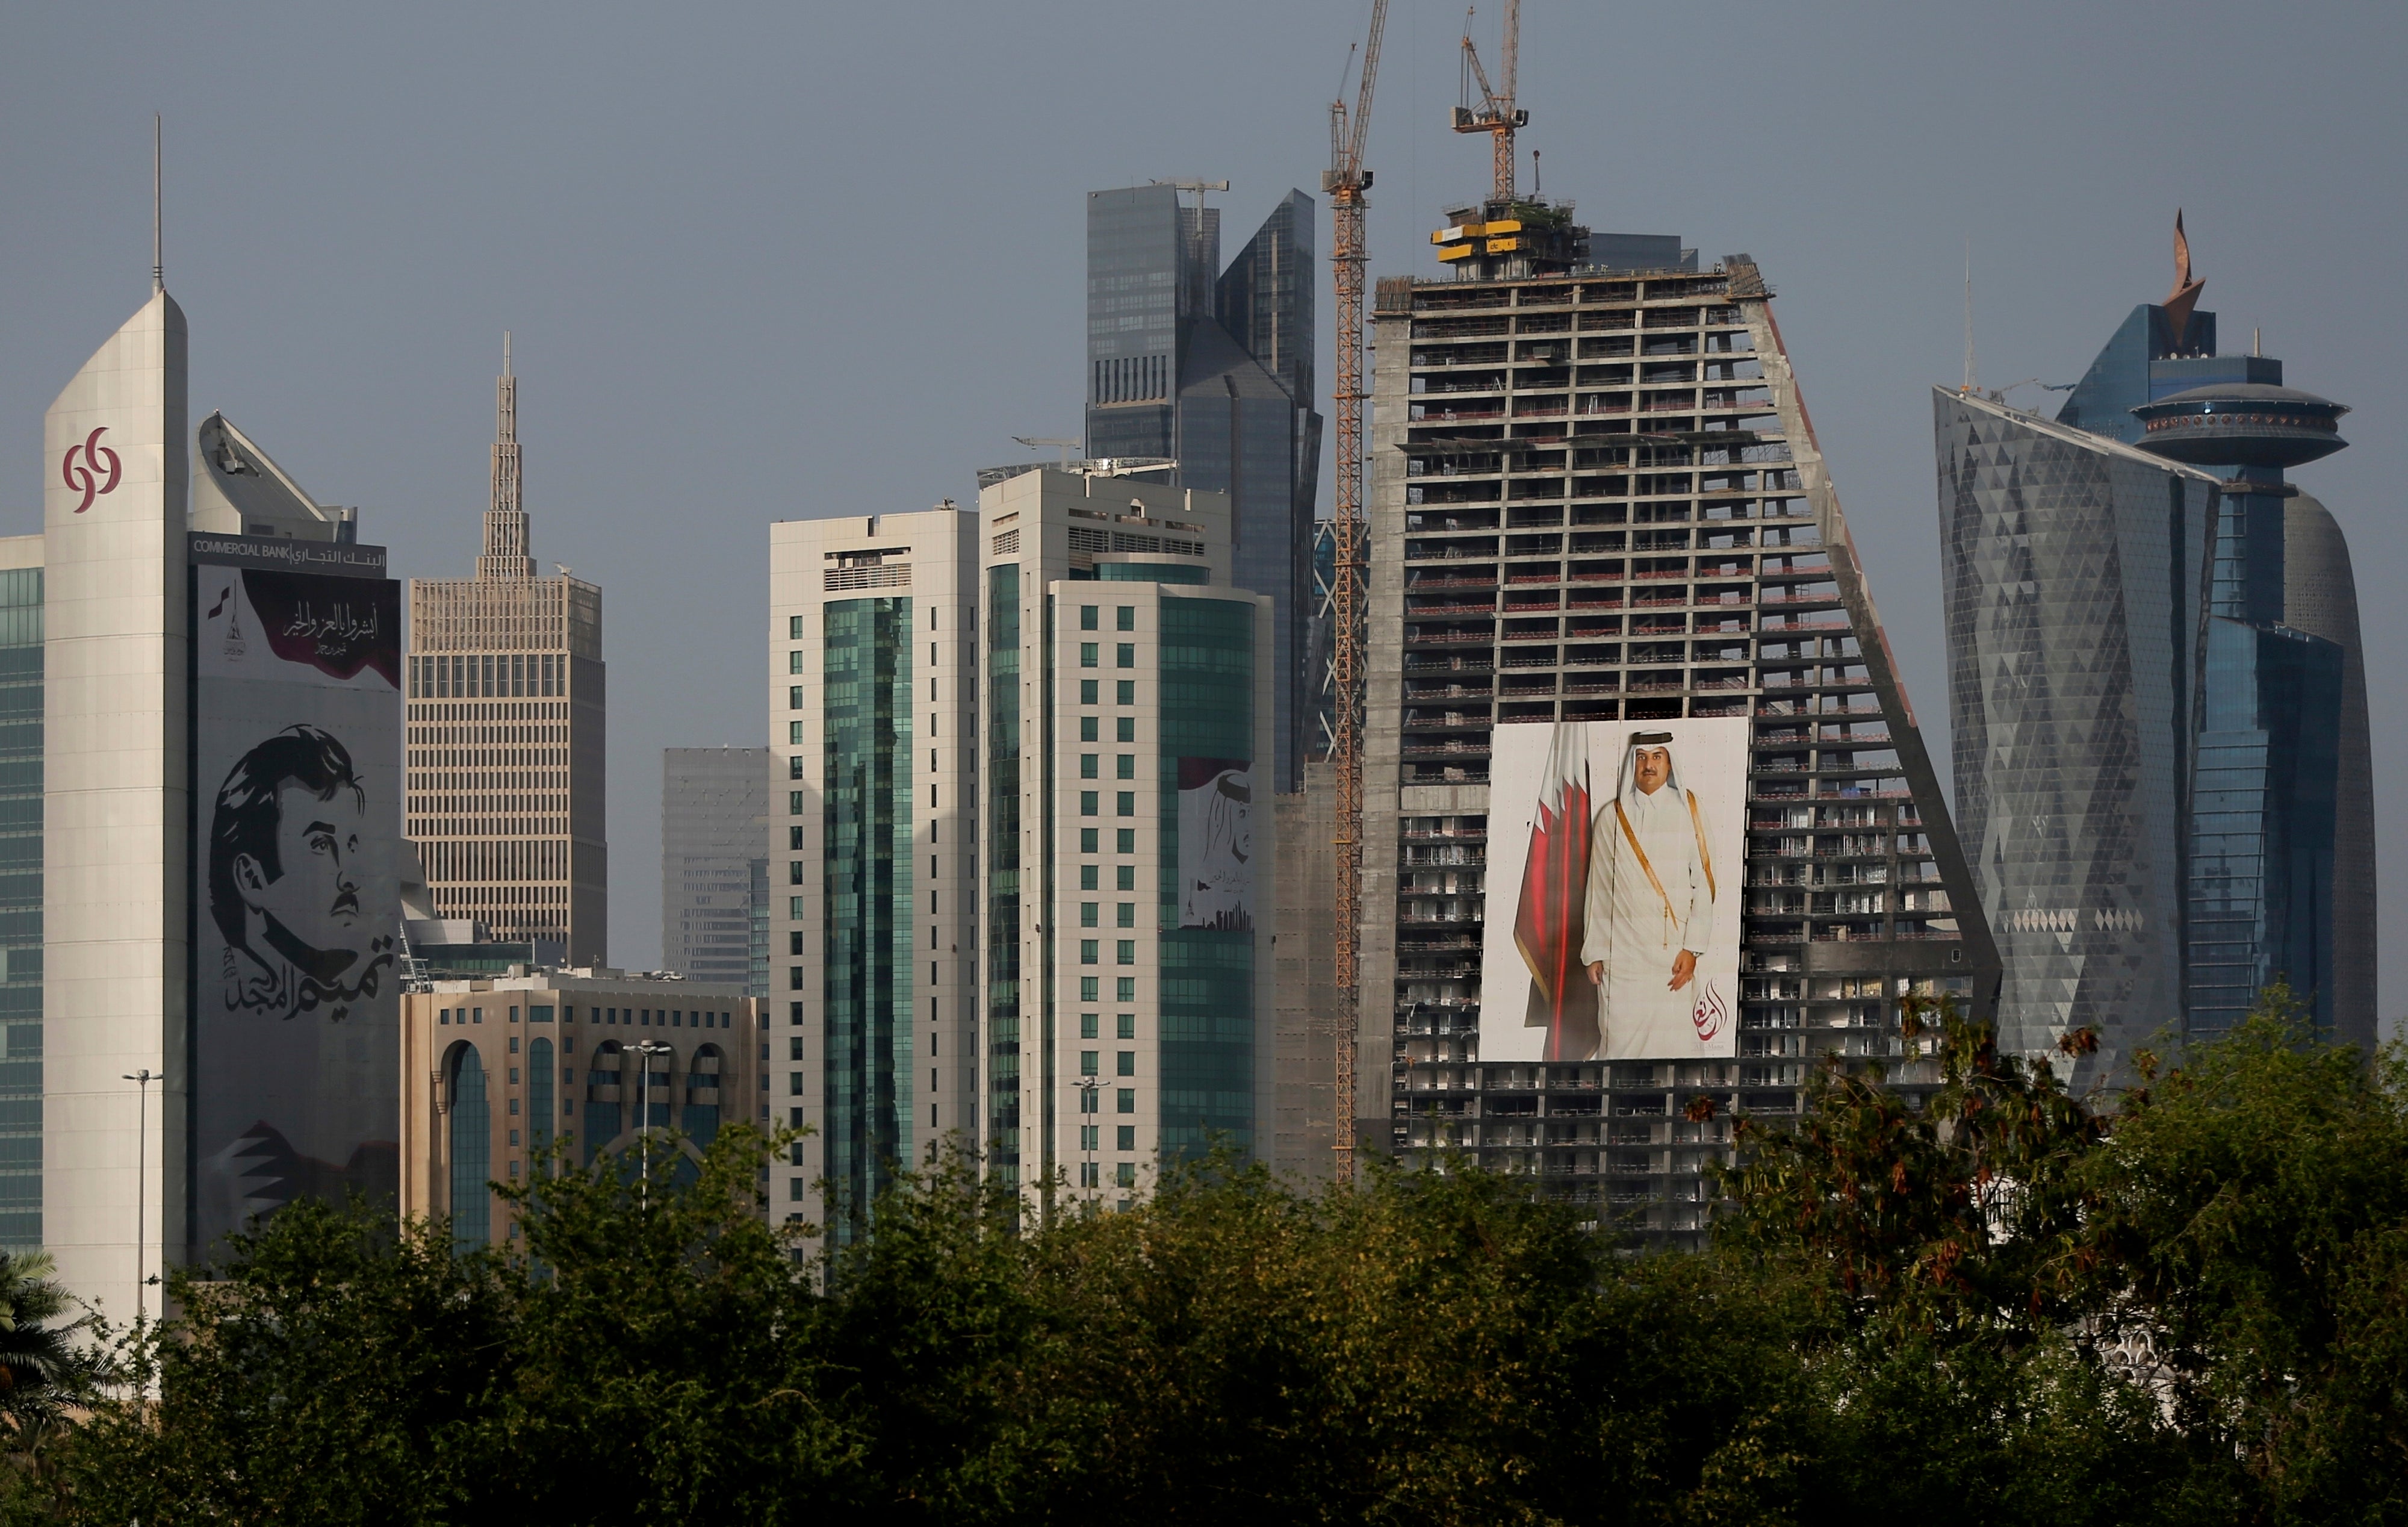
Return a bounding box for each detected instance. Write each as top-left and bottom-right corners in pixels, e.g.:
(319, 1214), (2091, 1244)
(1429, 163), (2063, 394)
(1323, 0), (1387, 1186)
(1453, 1), (1525, 204)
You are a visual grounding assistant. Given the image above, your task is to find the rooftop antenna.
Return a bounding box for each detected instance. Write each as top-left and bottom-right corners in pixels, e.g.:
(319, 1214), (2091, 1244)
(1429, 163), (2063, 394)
(1961, 242), (1976, 395)
(503, 329), (512, 378)
(2253, 326), (2262, 357)
(151, 114), (163, 294)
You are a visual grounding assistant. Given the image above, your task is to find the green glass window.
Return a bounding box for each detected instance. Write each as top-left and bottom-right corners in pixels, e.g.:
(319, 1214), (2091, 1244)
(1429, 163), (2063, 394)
(1117, 607), (1135, 631)
(1117, 681), (1135, 704)
(1079, 642), (1099, 668)
(1080, 754), (1098, 779)
(1116, 940), (1135, 965)
(1080, 940), (1098, 965)
(1116, 755), (1135, 779)
(1080, 903), (1098, 927)
(1079, 1051), (1098, 1077)
(1081, 679), (1099, 704)
(1080, 791), (1098, 816)
(1117, 1052), (1135, 1077)
(1116, 643), (1135, 668)
(1116, 792), (1135, 816)
(1080, 606), (1099, 630)
(1117, 716), (1135, 742)
(1081, 1013), (1099, 1039)
(1080, 716), (1098, 742)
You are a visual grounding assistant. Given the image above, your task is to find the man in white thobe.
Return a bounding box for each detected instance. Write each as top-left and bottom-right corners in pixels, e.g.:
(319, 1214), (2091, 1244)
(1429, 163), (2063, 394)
(1581, 733), (1716, 1058)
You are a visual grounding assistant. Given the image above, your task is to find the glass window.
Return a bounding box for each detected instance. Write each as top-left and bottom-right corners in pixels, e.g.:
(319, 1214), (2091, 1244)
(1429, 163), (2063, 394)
(1117, 977), (1135, 1002)
(1117, 903), (1135, 928)
(1080, 1051), (1099, 1077)
(789, 615), (805, 639)
(1116, 755), (1134, 779)
(1081, 828), (1099, 853)
(1079, 642), (1099, 668)
(1081, 679), (1099, 704)
(1079, 715), (1098, 742)
(1117, 716), (1135, 742)
(1081, 1013), (1099, 1039)
(1116, 1089), (1135, 1115)
(1117, 607), (1135, 631)
(1116, 940), (1135, 965)
(1117, 681), (1135, 704)
(1117, 829), (1135, 853)
(789, 650), (805, 673)
(789, 686), (805, 709)
(1081, 977), (1100, 1001)
(1080, 791), (1098, 816)
(1080, 605), (1099, 630)
(1117, 1051), (1135, 1077)
(1080, 940), (1099, 965)
(1117, 1125), (1135, 1151)
(1079, 865), (1097, 890)
(1080, 754), (1098, 779)
(1116, 643), (1135, 668)
(1116, 792), (1135, 817)
(1117, 1013), (1135, 1039)
(447, 1046), (491, 1251)
(1117, 864), (1135, 891)
(790, 791), (805, 814)
(1080, 903), (1098, 927)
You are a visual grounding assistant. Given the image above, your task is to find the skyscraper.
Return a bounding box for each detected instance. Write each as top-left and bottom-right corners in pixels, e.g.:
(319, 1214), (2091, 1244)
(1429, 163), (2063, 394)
(769, 508), (979, 1228)
(661, 748), (770, 998)
(1362, 216), (1996, 1245)
(973, 468), (1274, 1203)
(1085, 185), (1321, 792)
(1938, 224), (2372, 1056)
(406, 347), (607, 965)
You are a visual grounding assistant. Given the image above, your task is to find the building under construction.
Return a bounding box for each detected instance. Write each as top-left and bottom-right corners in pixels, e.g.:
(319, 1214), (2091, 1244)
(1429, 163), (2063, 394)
(1355, 211), (1999, 1245)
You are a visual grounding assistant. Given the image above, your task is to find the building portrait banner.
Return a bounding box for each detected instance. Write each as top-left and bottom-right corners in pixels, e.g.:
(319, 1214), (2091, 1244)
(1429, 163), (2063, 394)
(190, 540), (402, 1252)
(1481, 718), (1746, 1063)
(1176, 756), (1253, 931)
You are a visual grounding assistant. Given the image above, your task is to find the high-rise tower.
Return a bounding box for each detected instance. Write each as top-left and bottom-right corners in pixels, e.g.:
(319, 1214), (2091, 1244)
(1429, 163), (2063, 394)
(406, 346), (607, 965)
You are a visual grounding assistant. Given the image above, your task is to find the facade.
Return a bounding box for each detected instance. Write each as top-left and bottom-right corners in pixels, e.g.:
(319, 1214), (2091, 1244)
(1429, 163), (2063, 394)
(406, 350), (607, 965)
(769, 508), (980, 1229)
(0, 538), (41, 1253)
(1362, 233), (1995, 1245)
(1934, 392), (2221, 1072)
(661, 747), (770, 998)
(1085, 184), (1321, 792)
(975, 468), (1275, 1207)
(1941, 246), (2371, 1056)
(37, 285), (405, 1319)
(400, 971), (763, 1247)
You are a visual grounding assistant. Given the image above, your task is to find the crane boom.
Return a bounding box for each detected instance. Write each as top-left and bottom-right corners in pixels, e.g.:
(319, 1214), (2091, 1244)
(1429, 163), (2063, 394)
(1323, 0), (1387, 1186)
(1453, 0), (1525, 203)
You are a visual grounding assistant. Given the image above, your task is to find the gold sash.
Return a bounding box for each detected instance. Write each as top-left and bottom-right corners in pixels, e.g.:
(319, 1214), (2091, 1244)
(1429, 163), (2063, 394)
(1611, 789), (1717, 950)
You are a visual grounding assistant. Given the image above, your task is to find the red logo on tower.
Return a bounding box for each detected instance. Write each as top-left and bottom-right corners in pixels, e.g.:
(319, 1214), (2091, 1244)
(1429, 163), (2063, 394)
(61, 426), (122, 514)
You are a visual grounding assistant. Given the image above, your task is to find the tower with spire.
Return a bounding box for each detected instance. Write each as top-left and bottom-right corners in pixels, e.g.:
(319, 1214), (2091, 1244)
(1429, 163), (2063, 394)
(406, 343), (608, 965)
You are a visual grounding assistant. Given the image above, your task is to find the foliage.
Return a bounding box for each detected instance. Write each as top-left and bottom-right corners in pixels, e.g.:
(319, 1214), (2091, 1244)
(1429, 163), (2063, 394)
(7, 992), (2407, 1525)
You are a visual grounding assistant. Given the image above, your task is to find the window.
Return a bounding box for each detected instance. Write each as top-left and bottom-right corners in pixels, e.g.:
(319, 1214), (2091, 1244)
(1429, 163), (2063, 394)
(789, 650), (805, 673)
(1080, 605), (1099, 630)
(1117, 903), (1135, 928)
(1117, 1013), (1135, 1039)
(1079, 642), (1099, 668)
(1117, 681), (1135, 704)
(1080, 1051), (1098, 1077)
(1116, 606), (1135, 631)
(1116, 1089), (1135, 1115)
(1117, 977), (1135, 1001)
(1117, 1051), (1135, 1077)
(1081, 679), (1098, 704)
(790, 1178), (804, 1201)
(789, 1036), (804, 1061)
(1116, 1162), (1135, 1188)
(790, 861), (805, 885)
(1079, 754), (1098, 779)
(1116, 792), (1135, 816)
(1116, 755), (1134, 779)
(1117, 716), (1135, 742)
(1080, 865), (1097, 890)
(789, 826), (805, 850)
(1117, 1125), (1136, 1151)
(790, 790), (804, 814)
(789, 686), (805, 709)
(789, 1073), (803, 1096)
(1081, 977), (1099, 1001)
(1080, 903), (1098, 927)
(1116, 940), (1135, 965)
(1079, 715), (1097, 742)
(1117, 829), (1135, 853)
(1081, 828), (1099, 853)
(1081, 1013), (1099, 1039)
(1117, 864), (1135, 890)
(1080, 940), (1099, 965)
(1080, 1162), (1100, 1187)
(1079, 791), (1098, 816)
(790, 754), (805, 779)
(789, 615), (805, 638)
(1115, 643), (1134, 668)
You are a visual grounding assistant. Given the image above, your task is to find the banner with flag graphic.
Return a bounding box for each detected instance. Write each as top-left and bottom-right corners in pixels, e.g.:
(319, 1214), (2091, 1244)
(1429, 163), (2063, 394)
(1512, 722), (1595, 1061)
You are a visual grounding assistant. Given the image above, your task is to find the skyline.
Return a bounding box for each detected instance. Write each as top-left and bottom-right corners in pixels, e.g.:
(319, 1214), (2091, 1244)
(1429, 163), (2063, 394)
(3, 2), (2401, 1032)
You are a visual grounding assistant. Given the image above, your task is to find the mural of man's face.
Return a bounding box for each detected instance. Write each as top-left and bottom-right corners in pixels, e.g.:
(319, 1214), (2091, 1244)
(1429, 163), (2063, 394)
(235, 785), (366, 959)
(1633, 746), (1672, 794)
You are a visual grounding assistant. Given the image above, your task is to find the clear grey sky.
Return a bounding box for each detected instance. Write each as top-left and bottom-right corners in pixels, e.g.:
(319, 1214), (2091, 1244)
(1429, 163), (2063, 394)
(4, 2), (2402, 1033)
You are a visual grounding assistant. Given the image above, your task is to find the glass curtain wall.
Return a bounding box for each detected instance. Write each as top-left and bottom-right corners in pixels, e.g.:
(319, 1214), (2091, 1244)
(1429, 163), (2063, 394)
(986, 567), (1022, 1182)
(448, 1045), (491, 1249)
(0, 570), (39, 1251)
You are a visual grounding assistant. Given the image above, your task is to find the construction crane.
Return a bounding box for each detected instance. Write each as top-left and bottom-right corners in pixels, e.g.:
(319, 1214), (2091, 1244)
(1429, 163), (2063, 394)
(1452, 1), (1525, 203)
(1323, 0), (1387, 1186)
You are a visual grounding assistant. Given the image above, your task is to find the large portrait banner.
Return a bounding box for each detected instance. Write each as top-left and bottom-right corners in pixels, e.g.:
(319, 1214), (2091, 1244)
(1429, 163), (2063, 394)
(1480, 718), (1748, 1063)
(190, 542), (403, 1253)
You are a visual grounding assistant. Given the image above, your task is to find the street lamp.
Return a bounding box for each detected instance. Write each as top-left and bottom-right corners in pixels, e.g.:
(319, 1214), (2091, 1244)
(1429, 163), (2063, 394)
(1073, 1077), (1101, 1203)
(122, 1069), (157, 1324)
(633, 1039), (674, 1210)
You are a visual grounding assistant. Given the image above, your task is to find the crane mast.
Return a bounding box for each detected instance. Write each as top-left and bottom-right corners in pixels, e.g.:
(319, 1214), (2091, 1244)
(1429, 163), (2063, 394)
(1453, 0), (1525, 204)
(1323, 0), (1386, 1186)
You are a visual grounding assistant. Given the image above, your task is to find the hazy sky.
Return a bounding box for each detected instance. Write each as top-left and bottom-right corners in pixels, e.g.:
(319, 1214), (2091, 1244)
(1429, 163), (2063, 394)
(5, 2), (2403, 1031)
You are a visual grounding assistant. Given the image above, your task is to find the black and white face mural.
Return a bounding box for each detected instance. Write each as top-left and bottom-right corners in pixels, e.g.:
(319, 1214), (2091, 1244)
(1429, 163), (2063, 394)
(190, 548), (402, 1255)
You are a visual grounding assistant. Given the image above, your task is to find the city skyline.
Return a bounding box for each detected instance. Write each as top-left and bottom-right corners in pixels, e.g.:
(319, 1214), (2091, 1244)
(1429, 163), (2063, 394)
(2, 4), (2399, 1037)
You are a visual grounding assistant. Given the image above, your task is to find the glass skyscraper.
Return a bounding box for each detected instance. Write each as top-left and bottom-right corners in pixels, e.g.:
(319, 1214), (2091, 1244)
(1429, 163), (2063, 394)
(1085, 185), (1321, 793)
(660, 747), (771, 998)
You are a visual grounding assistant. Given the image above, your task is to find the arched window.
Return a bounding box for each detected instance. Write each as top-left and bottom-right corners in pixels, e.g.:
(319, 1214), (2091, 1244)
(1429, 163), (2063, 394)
(446, 1043), (490, 1251)
(529, 1037), (554, 1175)
(683, 1043), (724, 1148)
(585, 1041), (623, 1165)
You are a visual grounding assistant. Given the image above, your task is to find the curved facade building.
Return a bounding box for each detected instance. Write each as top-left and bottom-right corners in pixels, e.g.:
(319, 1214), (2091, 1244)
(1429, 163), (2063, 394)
(2282, 494), (2376, 1051)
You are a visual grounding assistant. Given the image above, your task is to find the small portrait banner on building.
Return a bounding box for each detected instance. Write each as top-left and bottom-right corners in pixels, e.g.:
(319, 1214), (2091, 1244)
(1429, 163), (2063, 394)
(1176, 756), (1253, 931)
(1480, 718), (1748, 1062)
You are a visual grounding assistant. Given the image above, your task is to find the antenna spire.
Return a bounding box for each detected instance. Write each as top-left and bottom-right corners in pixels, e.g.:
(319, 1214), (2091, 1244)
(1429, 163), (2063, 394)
(479, 335), (534, 580)
(151, 114), (163, 294)
(1961, 243), (1976, 394)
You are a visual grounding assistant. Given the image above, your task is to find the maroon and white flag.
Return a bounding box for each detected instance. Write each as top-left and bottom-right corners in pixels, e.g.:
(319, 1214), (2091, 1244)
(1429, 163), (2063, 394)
(1513, 721), (1595, 1060)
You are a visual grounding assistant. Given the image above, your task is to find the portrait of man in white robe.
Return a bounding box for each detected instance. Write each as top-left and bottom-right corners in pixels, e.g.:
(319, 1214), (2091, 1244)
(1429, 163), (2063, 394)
(1581, 730), (1719, 1059)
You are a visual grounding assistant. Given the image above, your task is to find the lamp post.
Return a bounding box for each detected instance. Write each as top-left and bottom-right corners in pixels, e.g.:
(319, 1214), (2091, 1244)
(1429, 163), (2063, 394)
(633, 1039), (673, 1211)
(122, 1069), (157, 1324)
(1074, 1077), (1100, 1202)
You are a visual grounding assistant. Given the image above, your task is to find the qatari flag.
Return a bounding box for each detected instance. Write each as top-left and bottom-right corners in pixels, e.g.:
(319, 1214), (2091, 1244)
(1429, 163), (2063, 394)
(1512, 722), (1596, 1061)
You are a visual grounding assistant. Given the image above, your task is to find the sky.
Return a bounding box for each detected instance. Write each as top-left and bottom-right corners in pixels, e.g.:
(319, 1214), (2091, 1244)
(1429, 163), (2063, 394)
(4, 2), (2403, 1033)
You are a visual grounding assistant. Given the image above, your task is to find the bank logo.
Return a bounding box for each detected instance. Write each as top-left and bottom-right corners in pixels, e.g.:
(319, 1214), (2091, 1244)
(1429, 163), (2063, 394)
(61, 426), (122, 514)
